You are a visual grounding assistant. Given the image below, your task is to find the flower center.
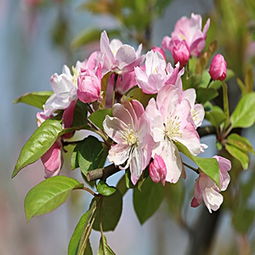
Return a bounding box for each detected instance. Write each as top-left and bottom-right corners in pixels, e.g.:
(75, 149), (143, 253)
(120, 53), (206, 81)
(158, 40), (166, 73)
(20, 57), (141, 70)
(123, 129), (139, 146)
(165, 116), (182, 140)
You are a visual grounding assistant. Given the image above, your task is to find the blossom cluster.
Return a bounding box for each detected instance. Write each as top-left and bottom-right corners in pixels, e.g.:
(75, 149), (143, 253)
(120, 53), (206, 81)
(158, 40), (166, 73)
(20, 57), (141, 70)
(38, 13), (230, 213)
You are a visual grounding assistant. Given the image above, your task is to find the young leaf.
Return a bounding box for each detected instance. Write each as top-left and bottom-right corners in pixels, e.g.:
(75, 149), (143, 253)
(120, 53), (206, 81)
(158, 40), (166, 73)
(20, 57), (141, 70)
(225, 144), (249, 169)
(176, 142), (220, 186)
(72, 100), (88, 127)
(96, 180), (116, 196)
(14, 91), (53, 109)
(196, 88), (218, 104)
(205, 106), (226, 127)
(125, 87), (154, 107)
(98, 235), (116, 255)
(68, 203), (96, 255)
(133, 178), (164, 224)
(93, 190), (123, 231)
(75, 136), (108, 176)
(24, 176), (83, 220)
(227, 134), (255, 153)
(12, 119), (63, 178)
(230, 92), (255, 128)
(89, 109), (112, 130)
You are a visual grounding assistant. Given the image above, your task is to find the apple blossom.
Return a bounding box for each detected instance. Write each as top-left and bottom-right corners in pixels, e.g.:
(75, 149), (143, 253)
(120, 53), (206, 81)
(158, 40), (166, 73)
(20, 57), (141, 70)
(103, 100), (154, 184)
(209, 54), (227, 81)
(100, 31), (143, 74)
(191, 156), (231, 212)
(36, 112), (62, 178)
(151, 46), (166, 60)
(43, 65), (77, 116)
(135, 50), (182, 94)
(145, 85), (204, 183)
(162, 13), (210, 58)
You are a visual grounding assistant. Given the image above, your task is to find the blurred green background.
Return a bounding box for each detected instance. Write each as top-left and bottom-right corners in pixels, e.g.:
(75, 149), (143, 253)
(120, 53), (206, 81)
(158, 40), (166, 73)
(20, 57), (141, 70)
(1, 0), (255, 254)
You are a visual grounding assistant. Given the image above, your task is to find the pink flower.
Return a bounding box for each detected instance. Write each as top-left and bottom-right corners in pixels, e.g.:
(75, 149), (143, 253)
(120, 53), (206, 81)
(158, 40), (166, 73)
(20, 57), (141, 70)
(168, 39), (190, 67)
(100, 31), (143, 74)
(162, 13), (210, 57)
(191, 156), (231, 212)
(77, 70), (101, 103)
(103, 100), (154, 184)
(145, 85), (204, 183)
(135, 50), (182, 94)
(209, 54), (227, 81)
(41, 141), (62, 178)
(36, 112), (63, 178)
(149, 154), (167, 185)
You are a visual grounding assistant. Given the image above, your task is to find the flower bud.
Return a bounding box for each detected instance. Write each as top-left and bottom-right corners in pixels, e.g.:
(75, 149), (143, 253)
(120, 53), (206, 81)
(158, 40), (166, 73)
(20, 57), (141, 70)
(41, 141), (62, 178)
(209, 54), (227, 81)
(169, 39), (190, 67)
(77, 71), (101, 103)
(149, 155), (167, 185)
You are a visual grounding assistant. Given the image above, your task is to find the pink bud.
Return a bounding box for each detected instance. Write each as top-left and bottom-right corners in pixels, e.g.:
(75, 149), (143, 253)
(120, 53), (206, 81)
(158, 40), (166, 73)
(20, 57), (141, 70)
(209, 54), (227, 81)
(41, 141), (62, 178)
(77, 71), (101, 103)
(169, 39), (190, 67)
(151, 46), (166, 60)
(149, 155), (167, 185)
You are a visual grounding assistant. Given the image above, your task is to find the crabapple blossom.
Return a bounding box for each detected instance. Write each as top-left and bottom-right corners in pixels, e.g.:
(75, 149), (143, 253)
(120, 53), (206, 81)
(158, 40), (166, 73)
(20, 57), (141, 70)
(191, 156), (231, 212)
(135, 50), (182, 94)
(162, 13), (210, 58)
(103, 100), (154, 184)
(43, 65), (77, 116)
(149, 154), (167, 185)
(209, 54), (227, 81)
(36, 112), (62, 178)
(145, 84), (204, 183)
(100, 31), (143, 74)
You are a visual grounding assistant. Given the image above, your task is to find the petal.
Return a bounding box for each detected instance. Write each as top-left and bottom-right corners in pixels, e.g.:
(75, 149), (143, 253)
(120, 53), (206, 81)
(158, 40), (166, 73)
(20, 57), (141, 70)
(108, 143), (130, 166)
(130, 147), (144, 185)
(192, 103), (204, 127)
(202, 187), (223, 213)
(115, 44), (137, 69)
(112, 103), (134, 127)
(103, 115), (128, 143)
(100, 31), (115, 69)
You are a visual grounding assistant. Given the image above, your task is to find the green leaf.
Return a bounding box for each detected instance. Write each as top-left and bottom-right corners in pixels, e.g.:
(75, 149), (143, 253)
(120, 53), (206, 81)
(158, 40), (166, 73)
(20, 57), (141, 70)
(93, 190), (123, 231)
(74, 136), (108, 176)
(98, 235), (116, 255)
(14, 91), (53, 109)
(196, 88), (219, 104)
(116, 175), (128, 196)
(227, 134), (255, 153)
(72, 100), (88, 128)
(226, 144), (249, 169)
(68, 204), (96, 255)
(133, 178), (164, 224)
(77, 201), (97, 255)
(125, 87), (154, 107)
(12, 119), (63, 178)
(230, 92), (255, 128)
(96, 180), (116, 196)
(205, 106), (226, 127)
(24, 176), (82, 220)
(89, 109), (112, 130)
(176, 142), (220, 186)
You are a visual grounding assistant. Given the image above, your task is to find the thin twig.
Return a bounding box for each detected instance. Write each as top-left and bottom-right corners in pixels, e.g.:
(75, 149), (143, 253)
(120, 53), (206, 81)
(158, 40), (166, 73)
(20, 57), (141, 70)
(86, 164), (121, 182)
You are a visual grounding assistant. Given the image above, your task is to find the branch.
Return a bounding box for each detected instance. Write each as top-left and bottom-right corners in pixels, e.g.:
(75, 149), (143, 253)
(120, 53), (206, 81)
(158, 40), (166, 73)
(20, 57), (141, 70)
(86, 164), (121, 182)
(197, 126), (217, 137)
